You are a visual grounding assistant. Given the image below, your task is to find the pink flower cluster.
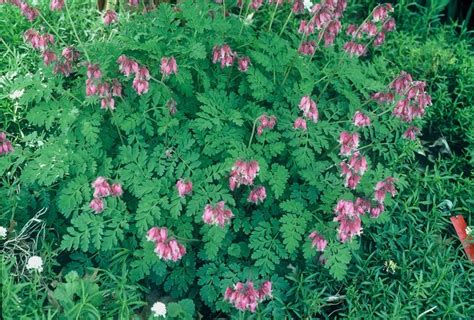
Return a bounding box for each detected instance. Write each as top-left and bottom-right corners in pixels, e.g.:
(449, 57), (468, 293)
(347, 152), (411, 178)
(117, 55), (150, 95)
(297, 0), (347, 53)
(176, 179), (193, 197)
(203, 201), (234, 227)
(340, 151), (367, 189)
(374, 71), (432, 139)
(339, 131), (359, 156)
(374, 176), (397, 204)
(298, 96), (319, 123)
(1, 0), (39, 21)
(86, 64), (122, 110)
(160, 57), (178, 77)
(257, 114), (276, 136)
(353, 111), (371, 127)
(212, 44), (251, 72)
(103, 10), (118, 25)
(293, 117), (307, 131)
(54, 47), (80, 76)
(248, 185), (266, 204)
(24, 29), (54, 50)
(224, 281), (272, 312)
(50, 0), (64, 11)
(344, 3), (395, 56)
(0, 132), (14, 155)
(147, 227), (186, 261)
(292, 0), (304, 14)
(309, 231), (328, 252)
(250, 0), (264, 10)
(89, 177), (123, 213)
(229, 160), (260, 191)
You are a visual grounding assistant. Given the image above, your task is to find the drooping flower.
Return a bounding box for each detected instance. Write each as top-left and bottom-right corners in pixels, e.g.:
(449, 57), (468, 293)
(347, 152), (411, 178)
(361, 21), (377, 37)
(382, 18), (396, 31)
(250, 0), (263, 10)
(229, 160), (260, 190)
(147, 227), (186, 261)
(334, 200), (362, 242)
(0, 132), (14, 155)
(176, 179), (193, 197)
(20, 2), (39, 21)
(340, 152), (367, 189)
(372, 3), (393, 22)
(298, 20), (315, 35)
(110, 183), (123, 197)
(53, 61), (73, 77)
(129, 0), (139, 6)
(224, 280), (272, 312)
(87, 64), (102, 80)
(248, 186), (266, 204)
(92, 176), (111, 198)
(132, 67), (151, 95)
(372, 92), (394, 104)
(202, 201), (234, 227)
(50, 0), (64, 11)
(24, 29), (54, 50)
(374, 177), (397, 203)
(343, 41), (366, 57)
(292, 0), (305, 14)
(298, 40), (316, 55)
(90, 198), (105, 213)
(309, 231), (327, 252)
(403, 126), (420, 140)
(117, 55), (139, 76)
(370, 203), (384, 218)
(111, 79), (122, 97)
(353, 111), (371, 127)
(212, 44), (235, 68)
(299, 96), (318, 123)
(62, 46), (80, 62)
(373, 31), (385, 47)
(103, 10), (118, 25)
(390, 71), (413, 95)
(339, 131), (359, 156)
(238, 56), (251, 72)
(160, 57), (178, 77)
(151, 301), (167, 318)
(355, 197), (371, 215)
(293, 117), (307, 130)
(167, 98), (177, 115)
(257, 114), (277, 136)
(26, 256), (43, 272)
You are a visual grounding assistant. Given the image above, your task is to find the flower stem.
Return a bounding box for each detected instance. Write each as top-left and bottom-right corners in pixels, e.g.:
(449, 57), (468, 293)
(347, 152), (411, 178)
(64, 0), (90, 62)
(278, 10), (293, 36)
(268, 3), (279, 32)
(239, 1), (252, 36)
(247, 117), (260, 148)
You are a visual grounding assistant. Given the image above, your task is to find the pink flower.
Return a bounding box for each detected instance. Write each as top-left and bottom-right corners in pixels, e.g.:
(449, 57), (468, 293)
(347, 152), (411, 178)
(111, 79), (122, 97)
(202, 201), (234, 227)
(339, 131), (359, 156)
(129, 0), (139, 6)
(160, 57), (178, 76)
(353, 111), (371, 127)
(390, 71), (412, 95)
(103, 10), (118, 25)
(346, 24), (358, 37)
(374, 177), (397, 203)
(110, 183), (123, 197)
(53, 61), (72, 77)
(250, 0), (263, 10)
(248, 186), (266, 204)
(372, 3), (392, 22)
(90, 198), (105, 213)
(340, 152), (367, 189)
(298, 20), (315, 35)
(403, 126), (420, 140)
(92, 176), (111, 198)
(85, 79), (98, 96)
(370, 203), (384, 218)
(299, 96), (318, 123)
(0, 132), (14, 155)
(372, 92), (394, 104)
(257, 114), (276, 136)
(382, 18), (396, 32)
(293, 117), (307, 130)
(132, 78), (149, 95)
(167, 98), (177, 115)
(348, 152), (367, 175)
(298, 41), (316, 55)
(292, 0), (304, 14)
(87, 64), (102, 80)
(238, 56), (251, 72)
(224, 280), (272, 312)
(24, 29), (54, 50)
(309, 231), (328, 252)
(101, 98), (115, 110)
(229, 160), (260, 190)
(147, 227), (186, 261)
(373, 31), (385, 47)
(355, 197), (371, 215)
(334, 200), (362, 242)
(50, 0), (64, 11)
(117, 55), (139, 76)
(42, 50), (57, 66)
(361, 21), (377, 37)
(212, 44), (235, 68)
(176, 179), (193, 197)
(62, 46), (80, 62)
(20, 2), (39, 21)
(343, 41), (366, 57)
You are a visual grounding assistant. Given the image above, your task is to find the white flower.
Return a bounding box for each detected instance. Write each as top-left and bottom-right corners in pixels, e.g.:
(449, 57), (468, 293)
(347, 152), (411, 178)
(9, 89), (24, 100)
(0, 226), (7, 239)
(26, 256), (43, 272)
(303, 0), (313, 11)
(151, 301), (167, 318)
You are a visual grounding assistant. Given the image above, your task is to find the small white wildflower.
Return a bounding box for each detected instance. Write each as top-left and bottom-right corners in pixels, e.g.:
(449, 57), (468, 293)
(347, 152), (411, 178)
(303, 0), (313, 11)
(26, 256), (44, 272)
(0, 226), (7, 239)
(466, 226), (472, 237)
(244, 12), (255, 26)
(151, 301), (167, 318)
(9, 89), (24, 100)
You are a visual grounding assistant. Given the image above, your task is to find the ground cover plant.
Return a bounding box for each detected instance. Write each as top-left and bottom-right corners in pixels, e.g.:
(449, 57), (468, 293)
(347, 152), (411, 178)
(1, 0), (473, 319)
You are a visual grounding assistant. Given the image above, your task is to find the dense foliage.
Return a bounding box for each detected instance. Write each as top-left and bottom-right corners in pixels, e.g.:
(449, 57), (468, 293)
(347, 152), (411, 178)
(1, 0), (473, 319)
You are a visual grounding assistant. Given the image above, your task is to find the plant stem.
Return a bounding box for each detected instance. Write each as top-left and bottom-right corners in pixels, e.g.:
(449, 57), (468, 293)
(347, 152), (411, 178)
(65, 0), (91, 62)
(109, 109), (124, 145)
(239, 1), (252, 36)
(247, 117), (260, 148)
(37, 10), (67, 46)
(268, 3), (279, 32)
(279, 10), (293, 36)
